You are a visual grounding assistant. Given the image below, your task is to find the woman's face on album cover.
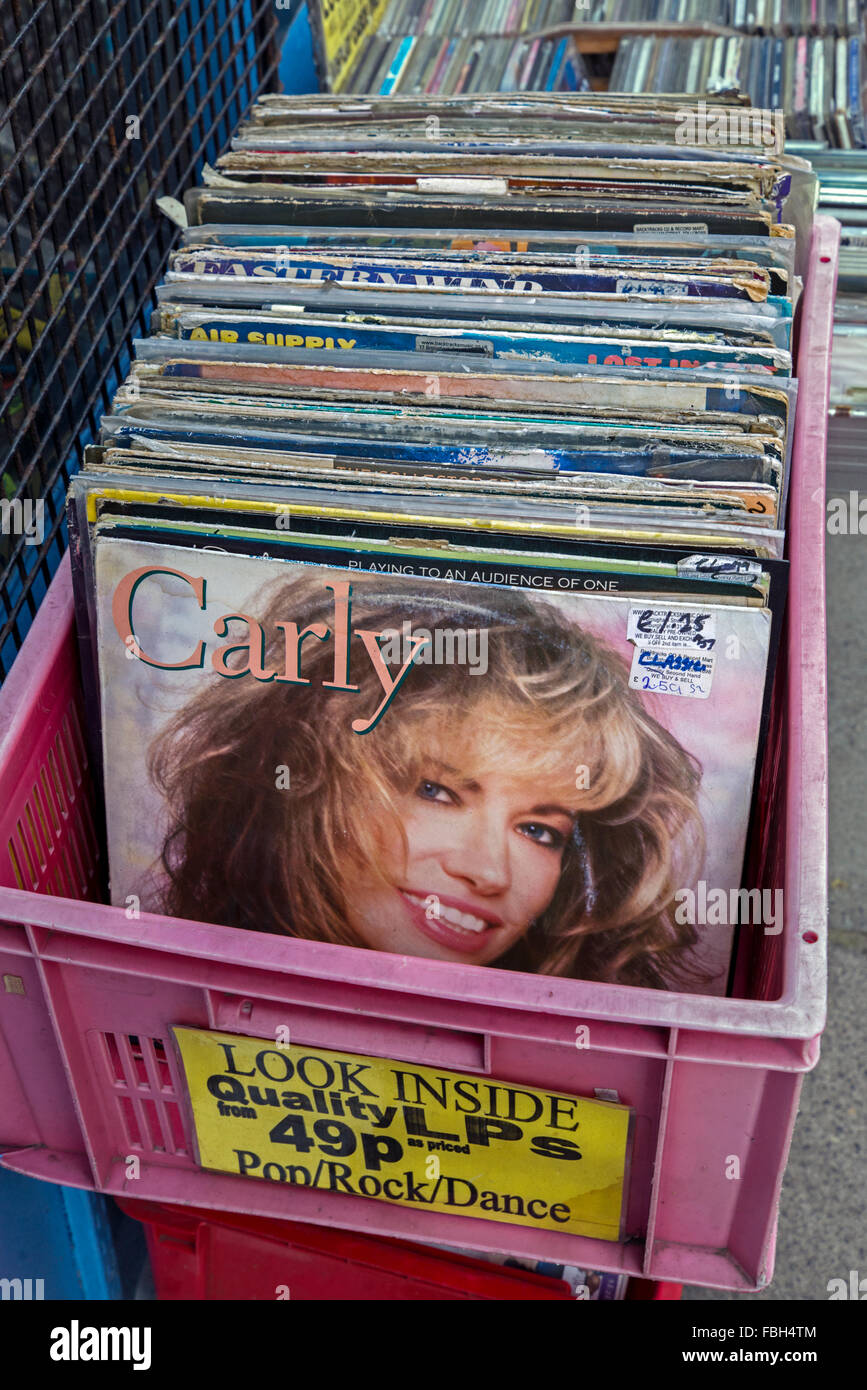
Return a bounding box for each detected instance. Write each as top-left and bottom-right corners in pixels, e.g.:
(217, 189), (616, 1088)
(348, 736), (579, 965)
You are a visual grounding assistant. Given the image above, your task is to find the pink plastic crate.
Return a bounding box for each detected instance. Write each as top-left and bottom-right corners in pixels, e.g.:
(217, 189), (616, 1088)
(0, 217), (837, 1293)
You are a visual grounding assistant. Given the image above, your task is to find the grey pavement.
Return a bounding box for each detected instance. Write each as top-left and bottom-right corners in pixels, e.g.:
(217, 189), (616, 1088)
(683, 496), (867, 1301)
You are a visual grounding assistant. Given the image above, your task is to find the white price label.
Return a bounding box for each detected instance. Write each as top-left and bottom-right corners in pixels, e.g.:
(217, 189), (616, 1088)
(627, 605), (717, 652)
(629, 648), (715, 699)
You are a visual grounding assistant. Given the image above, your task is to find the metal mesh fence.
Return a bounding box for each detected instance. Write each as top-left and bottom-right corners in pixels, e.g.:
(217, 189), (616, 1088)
(0, 0), (280, 679)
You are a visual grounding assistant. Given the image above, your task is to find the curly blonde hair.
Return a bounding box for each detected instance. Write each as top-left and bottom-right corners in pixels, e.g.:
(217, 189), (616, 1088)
(147, 570), (707, 990)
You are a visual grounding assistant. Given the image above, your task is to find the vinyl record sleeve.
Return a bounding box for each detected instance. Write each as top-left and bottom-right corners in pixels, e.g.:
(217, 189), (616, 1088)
(167, 310), (790, 375)
(183, 186), (780, 238)
(100, 408), (784, 484)
(151, 303), (793, 354)
(178, 222), (797, 279)
(167, 251), (772, 302)
(93, 533), (774, 995)
(83, 485), (784, 604)
(157, 277), (794, 347)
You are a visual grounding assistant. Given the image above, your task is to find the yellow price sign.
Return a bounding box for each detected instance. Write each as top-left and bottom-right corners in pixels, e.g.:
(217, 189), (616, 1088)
(315, 0), (390, 91)
(172, 1027), (632, 1241)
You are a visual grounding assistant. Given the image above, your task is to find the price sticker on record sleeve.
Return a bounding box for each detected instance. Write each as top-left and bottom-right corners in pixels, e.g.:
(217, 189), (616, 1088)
(629, 647), (715, 699)
(628, 604), (717, 652)
(627, 603), (717, 698)
(172, 1027), (633, 1242)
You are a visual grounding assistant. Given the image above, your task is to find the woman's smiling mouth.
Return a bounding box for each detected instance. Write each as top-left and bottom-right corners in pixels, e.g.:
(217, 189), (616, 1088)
(399, 889), (504, 954)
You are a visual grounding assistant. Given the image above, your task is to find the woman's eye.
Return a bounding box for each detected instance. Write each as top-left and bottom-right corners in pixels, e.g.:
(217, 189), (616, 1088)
(518, 822), (566, 849)
(416, 779), (456, 805)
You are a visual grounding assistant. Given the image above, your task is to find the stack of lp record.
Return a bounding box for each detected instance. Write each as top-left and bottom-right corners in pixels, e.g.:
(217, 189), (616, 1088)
(70, 92), (812, 1000)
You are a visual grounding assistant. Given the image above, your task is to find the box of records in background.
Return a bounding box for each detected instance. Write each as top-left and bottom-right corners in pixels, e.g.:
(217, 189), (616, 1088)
(605, 2), (867, 149)
(306, 0), (591, 93)
(305, 0), (867, 135)
(68, 92), (813, 1006)
(576, 1), (867, 151)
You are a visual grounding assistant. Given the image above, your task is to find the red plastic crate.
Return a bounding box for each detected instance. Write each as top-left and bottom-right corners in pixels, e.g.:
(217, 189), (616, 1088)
(120, 1195), (679, 1300)
(119, 1196), (577, 1300)
(0, 218), (837, 1293)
